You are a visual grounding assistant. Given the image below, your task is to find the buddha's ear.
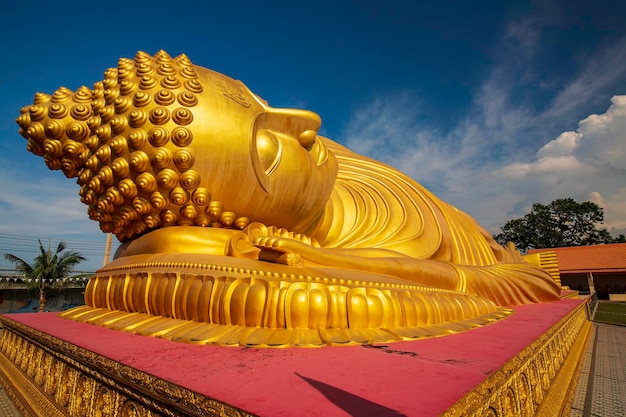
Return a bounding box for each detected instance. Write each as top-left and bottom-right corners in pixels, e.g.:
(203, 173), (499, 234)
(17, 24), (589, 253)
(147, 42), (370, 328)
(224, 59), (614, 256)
(250, 115), (277, 193)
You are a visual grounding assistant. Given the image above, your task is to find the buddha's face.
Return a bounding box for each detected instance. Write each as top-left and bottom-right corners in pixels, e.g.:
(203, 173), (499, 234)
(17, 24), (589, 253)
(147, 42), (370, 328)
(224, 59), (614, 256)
(187, 67), (338, 231)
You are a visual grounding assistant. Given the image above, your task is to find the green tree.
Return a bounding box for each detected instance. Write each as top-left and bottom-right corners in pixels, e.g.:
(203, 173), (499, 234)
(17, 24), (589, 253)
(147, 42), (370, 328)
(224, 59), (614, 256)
(3, 240), (86, 312)
(613, 234), (626, 243)
(494, 198), (618, 251)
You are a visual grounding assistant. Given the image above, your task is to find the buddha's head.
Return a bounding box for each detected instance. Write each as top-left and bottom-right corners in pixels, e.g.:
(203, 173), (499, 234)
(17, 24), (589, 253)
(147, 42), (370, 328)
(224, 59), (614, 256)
(16, 50), (338, 241)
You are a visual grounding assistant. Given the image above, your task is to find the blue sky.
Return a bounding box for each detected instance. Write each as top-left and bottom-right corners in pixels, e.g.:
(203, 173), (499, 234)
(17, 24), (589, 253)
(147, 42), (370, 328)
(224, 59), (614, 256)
(1, 0), (625, 271)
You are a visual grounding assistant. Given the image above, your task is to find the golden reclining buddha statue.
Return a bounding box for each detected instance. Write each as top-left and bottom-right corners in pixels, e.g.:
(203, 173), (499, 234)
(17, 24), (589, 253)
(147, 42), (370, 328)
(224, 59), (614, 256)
(16, 50), (560, 347)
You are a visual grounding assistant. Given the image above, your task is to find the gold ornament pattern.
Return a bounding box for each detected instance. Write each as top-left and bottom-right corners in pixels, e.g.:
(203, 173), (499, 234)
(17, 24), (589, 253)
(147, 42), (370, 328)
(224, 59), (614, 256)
(442, 301), (590, 417)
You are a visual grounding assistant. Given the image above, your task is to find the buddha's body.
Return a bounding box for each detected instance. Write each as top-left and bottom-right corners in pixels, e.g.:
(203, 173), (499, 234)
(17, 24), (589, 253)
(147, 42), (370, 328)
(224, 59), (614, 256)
(116, 135), (559, 307)
(16, 51), (560, 346)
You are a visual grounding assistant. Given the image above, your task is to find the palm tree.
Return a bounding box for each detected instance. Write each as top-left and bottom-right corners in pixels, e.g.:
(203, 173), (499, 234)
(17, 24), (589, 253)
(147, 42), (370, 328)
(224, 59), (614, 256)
(4, 240), (86, 312)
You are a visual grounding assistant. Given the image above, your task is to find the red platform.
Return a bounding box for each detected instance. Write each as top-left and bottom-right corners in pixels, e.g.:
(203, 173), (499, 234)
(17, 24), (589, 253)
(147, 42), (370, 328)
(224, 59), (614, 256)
(4, 299), (583, 416)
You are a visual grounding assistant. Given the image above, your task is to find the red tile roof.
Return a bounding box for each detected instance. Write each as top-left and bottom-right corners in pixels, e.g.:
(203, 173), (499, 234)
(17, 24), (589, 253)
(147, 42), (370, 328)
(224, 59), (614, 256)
(529, 243), (626, 274)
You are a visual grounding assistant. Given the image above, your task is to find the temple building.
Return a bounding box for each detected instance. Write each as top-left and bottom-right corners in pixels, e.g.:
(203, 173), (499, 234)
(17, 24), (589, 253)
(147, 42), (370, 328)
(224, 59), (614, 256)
(529, 243), (626, 300)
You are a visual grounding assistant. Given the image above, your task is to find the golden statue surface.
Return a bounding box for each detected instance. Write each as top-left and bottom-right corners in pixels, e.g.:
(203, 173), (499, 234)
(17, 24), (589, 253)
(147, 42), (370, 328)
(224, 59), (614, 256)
(16, 51), (560, 347)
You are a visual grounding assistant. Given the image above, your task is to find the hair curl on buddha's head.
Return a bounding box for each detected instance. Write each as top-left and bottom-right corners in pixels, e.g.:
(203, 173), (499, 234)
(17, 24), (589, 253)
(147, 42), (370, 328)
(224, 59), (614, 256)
(16, 50), (251, 241)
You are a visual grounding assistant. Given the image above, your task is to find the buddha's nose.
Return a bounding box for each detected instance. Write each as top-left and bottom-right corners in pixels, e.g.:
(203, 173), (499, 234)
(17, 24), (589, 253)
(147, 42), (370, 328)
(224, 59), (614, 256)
(263, 108), (322, 149)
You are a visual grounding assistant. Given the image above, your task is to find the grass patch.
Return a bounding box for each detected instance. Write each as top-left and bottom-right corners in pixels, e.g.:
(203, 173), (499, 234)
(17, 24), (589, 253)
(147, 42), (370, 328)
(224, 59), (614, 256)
(593, 302), (626, 326)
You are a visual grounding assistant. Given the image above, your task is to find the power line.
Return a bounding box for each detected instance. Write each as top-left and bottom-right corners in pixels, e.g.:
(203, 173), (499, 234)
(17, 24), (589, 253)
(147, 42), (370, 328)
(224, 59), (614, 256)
(0, 233), (118, 270)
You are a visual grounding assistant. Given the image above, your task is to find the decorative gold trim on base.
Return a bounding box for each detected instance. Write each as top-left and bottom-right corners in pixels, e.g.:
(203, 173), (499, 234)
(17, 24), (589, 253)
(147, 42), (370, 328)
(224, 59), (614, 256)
(442, 301), (590, 417)
(0, 317), (253, 417)
(0, 348), (66, 417)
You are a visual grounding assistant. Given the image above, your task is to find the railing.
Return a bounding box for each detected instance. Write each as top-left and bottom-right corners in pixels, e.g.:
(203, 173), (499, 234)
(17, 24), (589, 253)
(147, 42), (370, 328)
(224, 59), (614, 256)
(587, 292), (599, 320)
(590, 296), (626, 326)
(0, 273), (92, 290)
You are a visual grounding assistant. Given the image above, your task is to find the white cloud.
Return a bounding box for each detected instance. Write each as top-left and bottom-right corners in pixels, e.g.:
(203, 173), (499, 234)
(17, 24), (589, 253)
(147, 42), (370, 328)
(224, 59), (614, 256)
(546, 38), (626, 122)
(0, 166), (112, 271)
(491, 94), (626, 234)
(576, 96), (626, 170)
(537, 131), (581, 158)
(0, 170), (88, 235)
(341, 11), (626, 240)
(344, 93), (626, 238)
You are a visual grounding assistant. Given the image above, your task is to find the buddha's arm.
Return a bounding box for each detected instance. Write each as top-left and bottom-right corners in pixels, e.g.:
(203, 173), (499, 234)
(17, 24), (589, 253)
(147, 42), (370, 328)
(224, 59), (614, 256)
(255, 234), (460, 288)
(253, 236), (560, 306)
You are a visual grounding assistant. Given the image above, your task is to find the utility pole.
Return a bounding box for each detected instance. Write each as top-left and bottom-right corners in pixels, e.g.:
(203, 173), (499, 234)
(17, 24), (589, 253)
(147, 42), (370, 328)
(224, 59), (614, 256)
(102, 233), (113, 267)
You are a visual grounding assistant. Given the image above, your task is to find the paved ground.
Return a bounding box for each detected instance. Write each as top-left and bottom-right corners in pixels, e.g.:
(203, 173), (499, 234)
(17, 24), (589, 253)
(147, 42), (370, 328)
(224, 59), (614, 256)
(570, 323), (626, 417)
(0, 322), (623, 416)
(0, 384), (20, 417)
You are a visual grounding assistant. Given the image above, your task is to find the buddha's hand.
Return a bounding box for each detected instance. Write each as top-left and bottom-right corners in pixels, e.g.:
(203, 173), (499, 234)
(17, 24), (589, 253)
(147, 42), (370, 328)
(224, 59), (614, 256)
(253, 236), (311, 267)
(252, 235), (368, 270)
(227, 222), (319, 266)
